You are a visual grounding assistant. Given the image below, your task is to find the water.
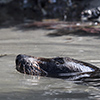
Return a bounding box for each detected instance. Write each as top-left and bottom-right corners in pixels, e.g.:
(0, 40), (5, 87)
(0, 27), (100, 100)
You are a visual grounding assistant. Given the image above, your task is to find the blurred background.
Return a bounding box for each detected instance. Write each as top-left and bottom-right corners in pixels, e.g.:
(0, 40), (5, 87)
(0, 0), (99, 26)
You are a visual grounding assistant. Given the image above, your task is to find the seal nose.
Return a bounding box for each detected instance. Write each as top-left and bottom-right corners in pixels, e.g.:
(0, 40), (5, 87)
(16, 54), (24, 66)
(16, 54), (28, 64)
(15, 54), (27, 73)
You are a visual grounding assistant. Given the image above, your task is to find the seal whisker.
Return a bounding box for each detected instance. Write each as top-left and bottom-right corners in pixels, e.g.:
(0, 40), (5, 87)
(29, 65), (37, 75)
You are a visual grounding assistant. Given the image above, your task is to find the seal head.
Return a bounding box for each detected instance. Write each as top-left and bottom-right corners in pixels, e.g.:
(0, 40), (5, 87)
(16, 54), (100, 80)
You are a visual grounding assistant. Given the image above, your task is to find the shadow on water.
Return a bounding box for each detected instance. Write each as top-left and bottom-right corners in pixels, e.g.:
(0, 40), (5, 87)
(1, 20), (100, 39)
(21, 23), (100, 39)
(47, 28), (100, 38)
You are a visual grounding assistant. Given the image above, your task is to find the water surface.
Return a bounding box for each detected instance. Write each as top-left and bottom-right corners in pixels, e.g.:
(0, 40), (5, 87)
(0, 27), (100, 100)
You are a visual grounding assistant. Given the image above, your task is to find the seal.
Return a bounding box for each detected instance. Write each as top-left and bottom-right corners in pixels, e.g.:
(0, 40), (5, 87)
(15, 54), (100, 81)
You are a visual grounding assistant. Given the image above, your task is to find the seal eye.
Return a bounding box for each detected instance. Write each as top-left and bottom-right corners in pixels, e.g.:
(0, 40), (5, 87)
(55, 61), (60, 65)
(54, 57), (64, 64)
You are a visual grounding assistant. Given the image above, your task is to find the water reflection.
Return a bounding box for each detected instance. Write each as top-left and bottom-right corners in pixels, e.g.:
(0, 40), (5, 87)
(22, 75), (40, 86)
(10, 74), (100, 100)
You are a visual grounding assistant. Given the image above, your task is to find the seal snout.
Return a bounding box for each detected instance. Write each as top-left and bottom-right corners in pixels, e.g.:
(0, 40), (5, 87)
(16, 54), (25, 67)
(15, 54), (42, 75)
(15, 54), (28, 74)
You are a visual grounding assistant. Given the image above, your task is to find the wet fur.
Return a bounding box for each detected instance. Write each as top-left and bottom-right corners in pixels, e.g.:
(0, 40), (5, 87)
(15, 54), (100, 81)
